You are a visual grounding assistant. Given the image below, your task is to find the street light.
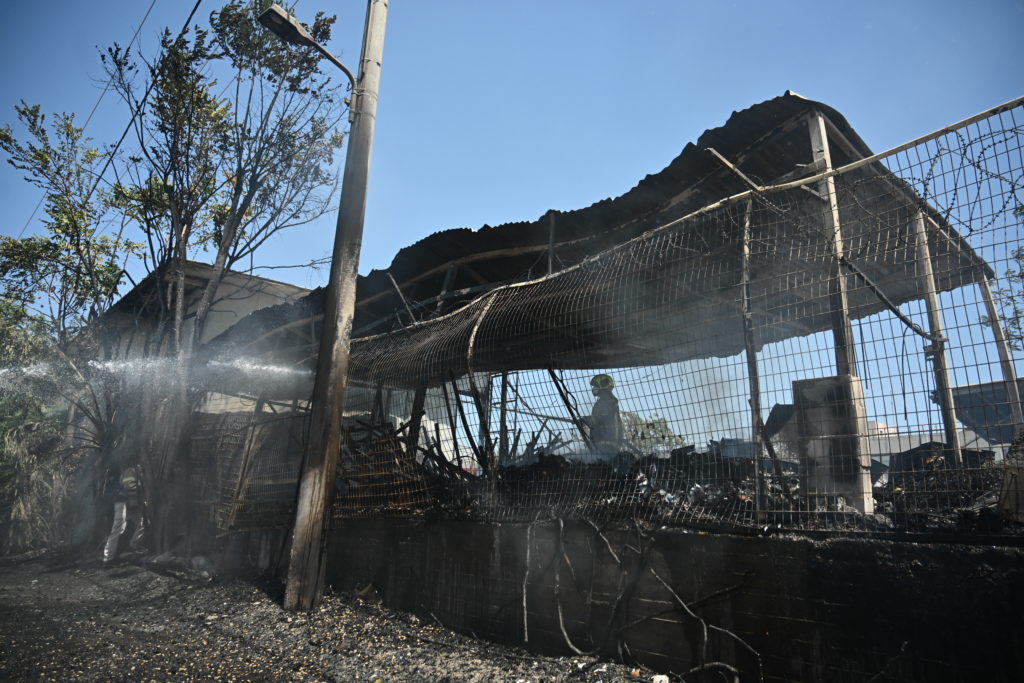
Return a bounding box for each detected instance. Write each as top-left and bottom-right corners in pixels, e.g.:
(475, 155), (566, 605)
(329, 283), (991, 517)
(260, 1), (389, 612)
(258, 4), (356, 98)
(257, 4), (316, 47)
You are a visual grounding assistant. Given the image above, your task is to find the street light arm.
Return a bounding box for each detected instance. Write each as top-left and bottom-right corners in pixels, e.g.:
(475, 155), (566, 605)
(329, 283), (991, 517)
(311, 42), (356, 94)
(258, 4), (317, 47)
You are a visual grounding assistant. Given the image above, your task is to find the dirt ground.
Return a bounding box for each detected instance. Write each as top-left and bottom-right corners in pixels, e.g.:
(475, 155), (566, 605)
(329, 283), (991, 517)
(0, 553), (656, 682)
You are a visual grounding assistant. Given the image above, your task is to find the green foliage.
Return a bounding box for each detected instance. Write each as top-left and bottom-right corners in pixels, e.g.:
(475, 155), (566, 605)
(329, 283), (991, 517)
(0, 331), (65, 555)
(997, 245), (1024, 351)
(106, 1), (346, 345)
(202, 0), (347, 263)
(0, 418), (69, 554)
(211, 1), (338, 95)
(0, 2), (350, 554)
(104, 27), (229, 267)
(0, 104), (137, 557)
(0, 300), (48, 368)
(0, 103), (137, 347)
(97, 2), (348, 550)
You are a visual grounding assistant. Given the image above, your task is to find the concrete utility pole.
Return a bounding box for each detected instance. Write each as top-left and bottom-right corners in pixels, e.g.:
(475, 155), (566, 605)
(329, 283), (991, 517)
(913, 211), (962, 463)
(262, 0), (389, 612)
(808, 110), (857, 378)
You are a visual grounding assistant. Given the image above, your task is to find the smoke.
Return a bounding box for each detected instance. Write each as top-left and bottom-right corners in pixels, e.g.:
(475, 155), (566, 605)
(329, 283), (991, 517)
(683, 359), (747, 445)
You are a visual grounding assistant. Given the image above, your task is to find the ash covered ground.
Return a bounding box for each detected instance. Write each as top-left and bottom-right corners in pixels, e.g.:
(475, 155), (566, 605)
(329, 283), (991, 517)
(0, 554), (651, 682)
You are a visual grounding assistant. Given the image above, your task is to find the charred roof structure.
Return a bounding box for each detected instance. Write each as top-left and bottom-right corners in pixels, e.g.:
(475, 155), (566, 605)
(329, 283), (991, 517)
(165, 93), (1024, 682)
(203, 91), (991, 383)
(188, 90), (1024, 535)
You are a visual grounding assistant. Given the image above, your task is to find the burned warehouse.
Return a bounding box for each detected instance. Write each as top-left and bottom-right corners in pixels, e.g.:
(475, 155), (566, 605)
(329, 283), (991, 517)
(84, 92), (1024, 680)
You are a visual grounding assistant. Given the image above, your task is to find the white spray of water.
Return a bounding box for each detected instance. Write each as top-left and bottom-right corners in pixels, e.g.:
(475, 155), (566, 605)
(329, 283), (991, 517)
(2, 356), (313, 398)
(87, 358), (177, 375)
(0, 362), (56, 382)
(203, 359), (314, 396)
(0, 362), (67, 399)
(206, 359), (312, 379)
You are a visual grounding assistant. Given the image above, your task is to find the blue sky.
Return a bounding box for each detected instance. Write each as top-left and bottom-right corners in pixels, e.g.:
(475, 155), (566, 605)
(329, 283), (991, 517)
(1, 0), (1022, 290)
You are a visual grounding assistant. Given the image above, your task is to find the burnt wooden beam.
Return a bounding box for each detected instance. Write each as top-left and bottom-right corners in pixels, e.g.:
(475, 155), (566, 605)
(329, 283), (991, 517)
(450, 373), (484, 472)
(387, 271), (419, 324)
(352, 280), (516, 337)
(434, 264), (459, 315)
(499, 371), (509, 463)
(440, 382), (464, 469)
(406, 381), (428, 461)
(978, 274), (1024, 427)
(739, 200), (765, 518)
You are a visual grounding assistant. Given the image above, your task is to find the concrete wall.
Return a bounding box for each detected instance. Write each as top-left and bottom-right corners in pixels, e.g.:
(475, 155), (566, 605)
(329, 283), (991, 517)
(326, 520), (1024, 682)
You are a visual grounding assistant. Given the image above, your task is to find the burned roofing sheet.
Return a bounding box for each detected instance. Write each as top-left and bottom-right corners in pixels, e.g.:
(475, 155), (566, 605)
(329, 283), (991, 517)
(200, 91), (993, 385)
(351, 91), (886, 330)
(346, 190), (988, 385)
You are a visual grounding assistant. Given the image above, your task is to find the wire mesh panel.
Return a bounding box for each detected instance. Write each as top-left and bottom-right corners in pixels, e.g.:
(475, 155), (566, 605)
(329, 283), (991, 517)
(322, 101), (1024, 537)
(190, 399), (307, 532)
(180, 100), (1014, 542)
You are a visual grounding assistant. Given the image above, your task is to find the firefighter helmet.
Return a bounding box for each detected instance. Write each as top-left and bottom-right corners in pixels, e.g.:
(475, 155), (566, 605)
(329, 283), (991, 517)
(120, 467), (138, 491)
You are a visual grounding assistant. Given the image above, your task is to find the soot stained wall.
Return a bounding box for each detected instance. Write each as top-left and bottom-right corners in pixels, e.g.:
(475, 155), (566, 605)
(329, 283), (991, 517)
(326, 520), (1023, 682)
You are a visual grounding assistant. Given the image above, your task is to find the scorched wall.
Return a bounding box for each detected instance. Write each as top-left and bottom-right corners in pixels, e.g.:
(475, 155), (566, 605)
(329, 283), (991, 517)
(326, 520), (1023, 682)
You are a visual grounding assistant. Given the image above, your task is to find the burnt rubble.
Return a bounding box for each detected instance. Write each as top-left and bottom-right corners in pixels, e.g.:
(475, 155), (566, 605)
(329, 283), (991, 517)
(329, 419), (1020, 536)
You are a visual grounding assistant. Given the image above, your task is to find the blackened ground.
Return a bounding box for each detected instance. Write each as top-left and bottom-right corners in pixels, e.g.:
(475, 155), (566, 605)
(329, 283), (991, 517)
(0, 553), (653, 682)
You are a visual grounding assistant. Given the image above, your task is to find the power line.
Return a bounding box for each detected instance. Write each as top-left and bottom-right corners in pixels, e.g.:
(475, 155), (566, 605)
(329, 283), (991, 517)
(15, 0), (204, 240)
(82, 0), (159, 132)
(15, 0), (161, 240)
(82, 0), (204, 205)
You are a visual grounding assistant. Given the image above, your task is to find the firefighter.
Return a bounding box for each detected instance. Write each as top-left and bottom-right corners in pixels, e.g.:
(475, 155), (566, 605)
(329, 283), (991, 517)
(586, 374), (624, 457)
(102, 466), (145, 563)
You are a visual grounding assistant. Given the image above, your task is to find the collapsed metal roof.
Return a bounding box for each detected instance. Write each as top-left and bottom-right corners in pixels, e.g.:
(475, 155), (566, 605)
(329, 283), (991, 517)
(352, 90), (881, 332)
(200, 91), (993, 388)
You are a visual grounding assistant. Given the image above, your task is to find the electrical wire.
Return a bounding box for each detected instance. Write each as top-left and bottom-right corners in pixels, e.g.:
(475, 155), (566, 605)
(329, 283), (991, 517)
(14, 0), (160, 239)
(81, 0), (204, 213)
(16, 0), (204, 240)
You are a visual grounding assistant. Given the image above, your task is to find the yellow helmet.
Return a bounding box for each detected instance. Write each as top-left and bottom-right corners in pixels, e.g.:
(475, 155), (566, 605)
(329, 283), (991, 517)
(591, 374), (615, 390)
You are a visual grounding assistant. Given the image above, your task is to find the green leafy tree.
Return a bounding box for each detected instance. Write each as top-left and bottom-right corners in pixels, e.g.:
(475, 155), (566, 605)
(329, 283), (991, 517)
(0, 104), (139, 555)
(99, 1), (346, 550)
(0, 419), (67, 554)
(0, 104), (134, 348)
(106, 1), (345, 357)
(0, 302), (53, 553)
(0, 103), (136, 436)
(1, 1), (349, 555)
(998, 241), (1024, 351)
(0, 300), (49, 370)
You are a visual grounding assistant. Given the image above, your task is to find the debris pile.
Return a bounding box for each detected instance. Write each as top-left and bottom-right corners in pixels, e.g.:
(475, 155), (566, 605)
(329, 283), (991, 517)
(873, 442), (1008, 532)
(337, 413), (434, 515)
(334, 430), (1023, 535)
